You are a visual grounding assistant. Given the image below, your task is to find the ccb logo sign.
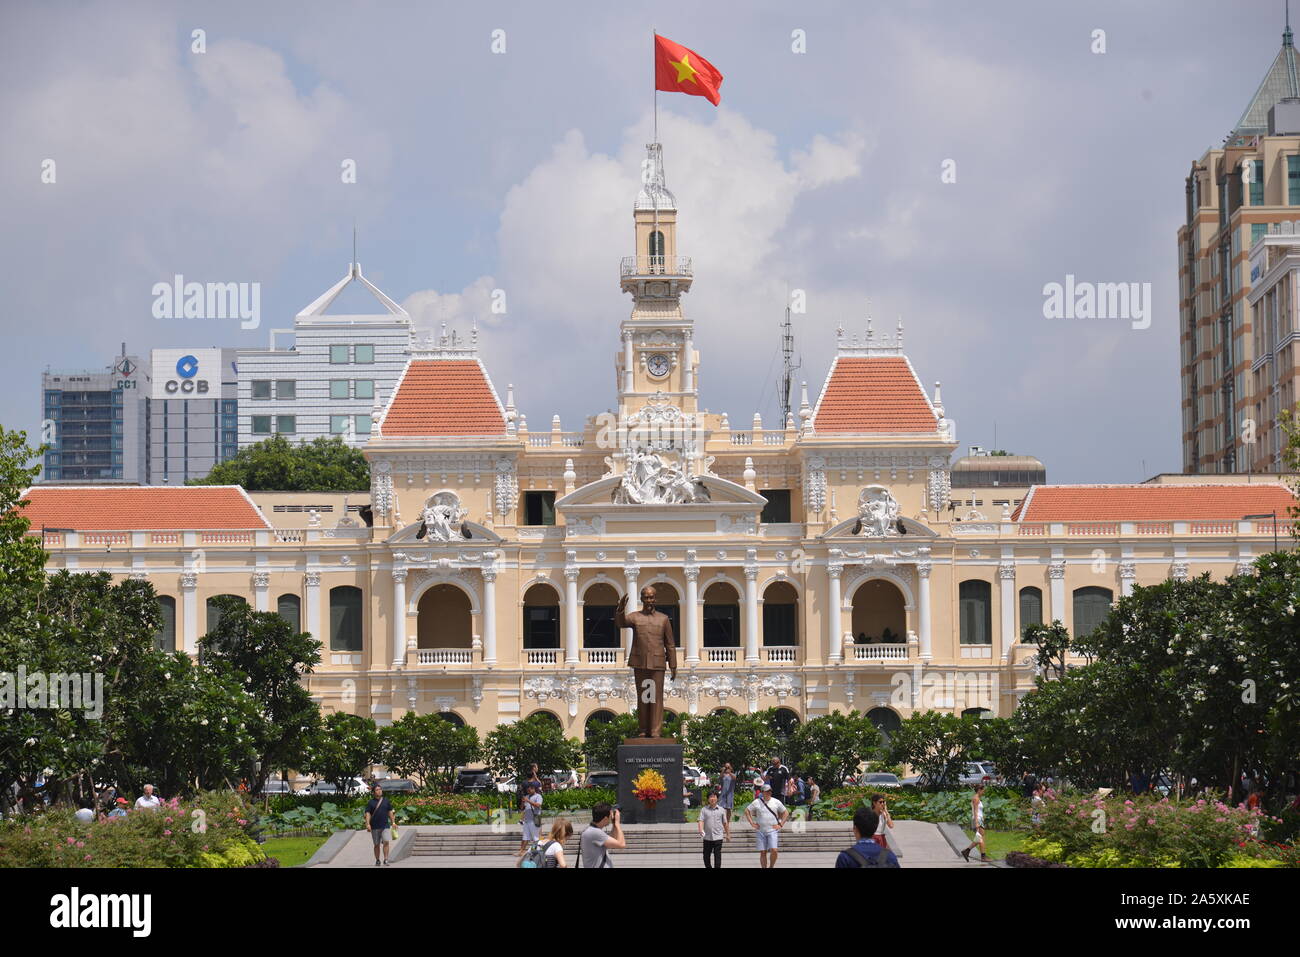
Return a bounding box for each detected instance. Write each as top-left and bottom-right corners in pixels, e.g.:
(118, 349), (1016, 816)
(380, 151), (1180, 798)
(166, 355), (208, 394)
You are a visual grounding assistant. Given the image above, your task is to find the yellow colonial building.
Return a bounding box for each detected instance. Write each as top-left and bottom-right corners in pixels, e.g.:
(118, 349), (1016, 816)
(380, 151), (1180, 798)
(24, 144), (1299, 741)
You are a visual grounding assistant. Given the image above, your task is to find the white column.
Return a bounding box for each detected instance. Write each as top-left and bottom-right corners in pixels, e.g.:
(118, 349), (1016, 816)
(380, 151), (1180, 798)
(482, 567), (497, 664)
(253, 571), (270, 612)
(917, 562), (932, 660)
(743, 564), (760, 663)
(999, 562), (1015, 660)
(1049, 561), (1066, 626)
(564, 568), (580, 664)
(827, 562), (843, 662)
(684, 566), (700, 664)
(1119, 561), (1136, 598)
(181, 573), (198, 655)
(683, 333), (694, 393)
(622, 331), (634, 394)
(391, 569), (407, 667)
(306, 571), (321, 645)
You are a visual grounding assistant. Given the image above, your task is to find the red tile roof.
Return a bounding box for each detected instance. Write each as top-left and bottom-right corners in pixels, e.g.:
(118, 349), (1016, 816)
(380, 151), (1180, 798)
(813, 356), (938, 433)
(381, 359), (506, 436)
(1012, 484), (1297, 522)
(18, 485), (270, 530)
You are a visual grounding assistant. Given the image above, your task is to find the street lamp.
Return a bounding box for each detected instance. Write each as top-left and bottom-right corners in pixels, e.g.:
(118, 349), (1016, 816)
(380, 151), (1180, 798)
(1242, 512), (1279, 554)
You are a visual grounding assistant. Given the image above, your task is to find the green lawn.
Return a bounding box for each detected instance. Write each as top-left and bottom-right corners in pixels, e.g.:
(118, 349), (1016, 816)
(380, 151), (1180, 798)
(261, 835), (329, 867)
(962, 829), (1028, 860)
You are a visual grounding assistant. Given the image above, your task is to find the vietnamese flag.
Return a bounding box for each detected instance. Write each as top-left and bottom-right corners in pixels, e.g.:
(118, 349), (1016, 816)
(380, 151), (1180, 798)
(654, 34), (723, 106)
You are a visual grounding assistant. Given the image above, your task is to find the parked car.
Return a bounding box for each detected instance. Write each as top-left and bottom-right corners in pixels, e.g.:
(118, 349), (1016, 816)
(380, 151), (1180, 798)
(900, 775), (924, 787)
(306, 777), (367, 796)
(958, 763), (994, 786)
(377, 779), (418, 794)
(453, 769), (497, 793)
(497, 775), (518, 794)
(585, 771), (618, 790)
(857, 772), (902, 789)
(683, 766), (709, 789)
(546, 769), (579, 790)
(260, 779), (294, 795)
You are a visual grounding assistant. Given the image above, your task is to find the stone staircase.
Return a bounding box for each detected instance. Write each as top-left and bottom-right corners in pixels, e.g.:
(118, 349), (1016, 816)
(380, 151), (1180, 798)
(406, 821), (883, 858)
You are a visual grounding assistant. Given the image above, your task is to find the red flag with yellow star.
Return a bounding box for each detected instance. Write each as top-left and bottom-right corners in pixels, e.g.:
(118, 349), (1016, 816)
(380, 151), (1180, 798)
(654, 34), (723, 106)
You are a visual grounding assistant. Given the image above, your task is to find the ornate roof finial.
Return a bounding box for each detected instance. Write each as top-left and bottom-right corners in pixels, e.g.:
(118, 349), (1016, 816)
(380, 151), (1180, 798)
(635, 143), (678, 210)
(897, 316), (904, 350)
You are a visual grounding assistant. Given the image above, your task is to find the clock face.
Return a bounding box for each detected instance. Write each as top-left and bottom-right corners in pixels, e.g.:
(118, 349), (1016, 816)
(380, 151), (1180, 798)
(647, 353), (671, 378)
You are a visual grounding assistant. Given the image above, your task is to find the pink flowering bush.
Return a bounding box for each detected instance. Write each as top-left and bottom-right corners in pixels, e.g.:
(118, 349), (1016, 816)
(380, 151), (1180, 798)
(0, 791), (263, 868)
(1030, 791), (1279, 868)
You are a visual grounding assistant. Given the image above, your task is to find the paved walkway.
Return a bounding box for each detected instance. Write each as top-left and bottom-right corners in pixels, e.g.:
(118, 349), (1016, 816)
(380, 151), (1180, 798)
(311, 819), (991, 869)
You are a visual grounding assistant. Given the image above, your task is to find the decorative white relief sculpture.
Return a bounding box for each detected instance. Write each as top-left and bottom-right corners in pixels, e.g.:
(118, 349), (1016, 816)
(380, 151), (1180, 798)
(856, 485), (901, 537)
(613, 449), (708, 505)
(421, 491), (468, 542)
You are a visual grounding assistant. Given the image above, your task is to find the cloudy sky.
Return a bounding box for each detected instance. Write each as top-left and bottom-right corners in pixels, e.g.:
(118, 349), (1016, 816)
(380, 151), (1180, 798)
(0, 0), (1286, 482)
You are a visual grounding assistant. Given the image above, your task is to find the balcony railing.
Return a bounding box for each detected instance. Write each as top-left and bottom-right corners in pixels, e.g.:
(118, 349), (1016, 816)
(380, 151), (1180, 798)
(620, 255), (693, 277)
(582, 648), (621, 665)
(852, 643), (909, 661)
(705, 648), (739, 663)
(526, 649), (560, 665)
(524, 432), (585, 448)
(417, 649), (473, 665)
(762, 646), (798, 663)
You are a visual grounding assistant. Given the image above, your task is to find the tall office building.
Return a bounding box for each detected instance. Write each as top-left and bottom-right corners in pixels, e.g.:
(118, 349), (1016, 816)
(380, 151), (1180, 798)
(40, 346), (148, 483)
(1179, 18), (1300, 473)
(236, 262), (412, 449)
(146, 348), (239, 484)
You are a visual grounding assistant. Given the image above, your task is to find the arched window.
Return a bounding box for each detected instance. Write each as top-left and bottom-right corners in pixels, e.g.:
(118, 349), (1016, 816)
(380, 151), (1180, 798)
(959, 580), (992, 645)
(762, 581), (798, 646)
(644, 582), (680, 643)
(702, 582), (740, 647)
(961, 707), (991, 719)
(709, 707), (735, 717)
(523, 583), (560, 649)
(154, 596), (176, 652)
(329, 585), (364, 652)
(648, 229), (665, 268)
(867, 707), (902, 744)
(205, 594), (248, 634)
(529, 710), (562, 727)
(1018, 586), (1043, 641)
(583, 583), (620, 648)
(436, 711), (465, 727)
(417, 584), (472, 649)
(277, 593), (301, 633)
(1072, 586), (1114, 640)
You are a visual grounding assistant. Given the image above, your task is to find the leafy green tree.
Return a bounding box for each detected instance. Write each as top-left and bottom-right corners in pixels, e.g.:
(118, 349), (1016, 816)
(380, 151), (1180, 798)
(582, 712), (639, 771)
(381, 712), (481, 790)
(785, 710), (880, 787)
(188, 434), (369, 491)
(1022, 621), (1076, 680)
(680, 709), (780, 778)
(303, 711), (383, 793)
(884, 711), (981, 787)
(481, 715), (581, 782)
(198, 597), (322, 791)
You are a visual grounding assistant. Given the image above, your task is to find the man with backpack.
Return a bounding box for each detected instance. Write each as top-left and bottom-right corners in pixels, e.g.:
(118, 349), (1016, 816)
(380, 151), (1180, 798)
(835, 806), (900, 868)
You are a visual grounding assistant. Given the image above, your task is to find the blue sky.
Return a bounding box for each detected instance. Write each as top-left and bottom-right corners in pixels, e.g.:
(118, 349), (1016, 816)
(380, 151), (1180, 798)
(0, 0), (1285, 481)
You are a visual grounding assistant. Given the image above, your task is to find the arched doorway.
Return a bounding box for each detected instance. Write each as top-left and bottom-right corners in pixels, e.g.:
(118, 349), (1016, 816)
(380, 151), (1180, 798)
(436, 711), (465, 727)
(770, 707), (800, 740)
(702, 581), (740, 647)
(523, 583), (560, 649)
(583, 582), (620, 648)
(530, 710), (562, 727)
(867, 707), (902, 744)
(709, 707), (735, 717)
(851, 580), (906, 644)
(762, 581), (798, 646)
(585, 709), (616, 738)
(417, 583), (472, 649)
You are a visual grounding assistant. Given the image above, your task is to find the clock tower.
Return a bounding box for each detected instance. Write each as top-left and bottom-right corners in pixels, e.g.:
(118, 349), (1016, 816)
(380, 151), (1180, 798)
(617, 143), (698, 423)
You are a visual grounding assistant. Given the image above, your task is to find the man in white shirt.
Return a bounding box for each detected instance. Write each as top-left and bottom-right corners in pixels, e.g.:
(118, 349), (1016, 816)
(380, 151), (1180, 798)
(743, 783), (788, 868)
(134, 784), (161, 810)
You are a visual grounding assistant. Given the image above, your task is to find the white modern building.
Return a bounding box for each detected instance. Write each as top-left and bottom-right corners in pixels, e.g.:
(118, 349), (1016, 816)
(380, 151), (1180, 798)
(235, 263), (413, 449)
(145, 347), (239, 485)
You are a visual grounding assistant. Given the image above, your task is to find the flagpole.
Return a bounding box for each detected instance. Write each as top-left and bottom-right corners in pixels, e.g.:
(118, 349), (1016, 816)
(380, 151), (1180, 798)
(652, 29), (658, 144)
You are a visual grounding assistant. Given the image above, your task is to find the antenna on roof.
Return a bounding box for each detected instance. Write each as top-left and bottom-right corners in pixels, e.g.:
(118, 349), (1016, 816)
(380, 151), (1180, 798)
(778, 301), (801, 425)
(351, 223), (358, 278)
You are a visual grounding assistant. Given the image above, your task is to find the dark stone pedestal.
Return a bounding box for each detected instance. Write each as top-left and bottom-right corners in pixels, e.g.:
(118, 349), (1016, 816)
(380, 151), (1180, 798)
(616, 740), (685, 824)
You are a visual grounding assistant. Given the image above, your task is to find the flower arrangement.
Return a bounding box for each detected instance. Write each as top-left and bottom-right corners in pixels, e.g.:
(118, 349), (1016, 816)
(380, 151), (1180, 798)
(632, 769), (667, 807)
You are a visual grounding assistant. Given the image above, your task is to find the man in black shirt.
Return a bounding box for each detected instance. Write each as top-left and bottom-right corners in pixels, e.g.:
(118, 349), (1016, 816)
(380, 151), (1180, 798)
(765, 757), (790, 803)
(365, 784), (396, 866)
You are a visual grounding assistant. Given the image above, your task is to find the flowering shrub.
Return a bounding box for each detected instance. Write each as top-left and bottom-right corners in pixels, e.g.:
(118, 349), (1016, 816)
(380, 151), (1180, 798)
(631, 769), (667, 806)
(0, 792), (265, 868)
(1030, 792), (1283, 868)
